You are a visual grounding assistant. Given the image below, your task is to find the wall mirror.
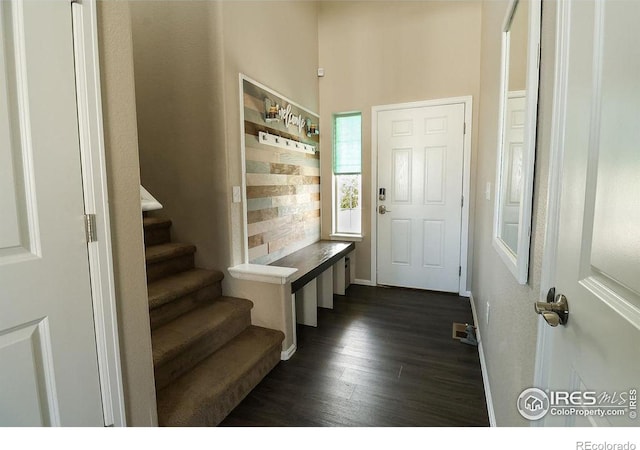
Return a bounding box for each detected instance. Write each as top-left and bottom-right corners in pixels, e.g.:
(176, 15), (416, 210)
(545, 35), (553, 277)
(493, 0), (541, 284)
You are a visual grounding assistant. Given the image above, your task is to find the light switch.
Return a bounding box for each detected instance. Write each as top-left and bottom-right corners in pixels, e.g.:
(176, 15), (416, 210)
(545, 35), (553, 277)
(485, 182), (492, 201)
(232, 186), (242, 203)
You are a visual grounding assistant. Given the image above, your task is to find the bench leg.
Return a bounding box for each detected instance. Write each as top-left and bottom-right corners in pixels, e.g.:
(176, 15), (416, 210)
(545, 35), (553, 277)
(295, 278), (317, 327)
(317, 269), (333, 309)
(349, 252), (355, 285)
(333, 257), (346, 296)
(290, 292), (297, 353)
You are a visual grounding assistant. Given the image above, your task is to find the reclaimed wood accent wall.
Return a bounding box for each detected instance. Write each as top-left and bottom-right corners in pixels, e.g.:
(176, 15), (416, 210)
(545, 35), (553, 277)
(242, 78), (321, 265)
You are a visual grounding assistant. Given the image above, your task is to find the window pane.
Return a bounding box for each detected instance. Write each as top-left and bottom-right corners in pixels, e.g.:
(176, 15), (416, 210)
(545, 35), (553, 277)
(336, 174), (361, 234)
(333, 113), (362, 174)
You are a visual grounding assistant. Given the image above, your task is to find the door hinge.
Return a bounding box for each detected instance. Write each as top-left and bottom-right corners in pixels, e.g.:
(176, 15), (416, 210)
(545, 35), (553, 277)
(461, 196), (464, 208)
(85, 213), (97, 243)
(459, 266), (462, 277)
(463, 122), (466, 135)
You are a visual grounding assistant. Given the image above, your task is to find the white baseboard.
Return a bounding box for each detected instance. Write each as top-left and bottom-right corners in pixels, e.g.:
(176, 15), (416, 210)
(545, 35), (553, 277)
(281, 343), (296, 361)
(460, 290), (471, 298)
(353, 278), (375, 286)
(469, 293), (497, 427)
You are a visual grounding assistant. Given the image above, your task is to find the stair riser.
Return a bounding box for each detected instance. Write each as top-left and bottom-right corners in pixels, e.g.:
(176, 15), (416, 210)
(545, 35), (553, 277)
(150, 282), (223, 330)
(154, 311), (251, 390)
(146, 254), (195, 282)
(159, 342), (282, 426)
(144, 226), (171, 247)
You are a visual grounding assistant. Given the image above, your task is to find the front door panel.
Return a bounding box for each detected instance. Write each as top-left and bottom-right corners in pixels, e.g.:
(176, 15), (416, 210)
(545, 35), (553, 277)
(377, 103), (465, 292)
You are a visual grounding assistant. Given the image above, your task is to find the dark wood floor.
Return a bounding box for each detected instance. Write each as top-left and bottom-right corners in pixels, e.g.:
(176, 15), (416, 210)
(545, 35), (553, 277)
(220, 285), (489, 427)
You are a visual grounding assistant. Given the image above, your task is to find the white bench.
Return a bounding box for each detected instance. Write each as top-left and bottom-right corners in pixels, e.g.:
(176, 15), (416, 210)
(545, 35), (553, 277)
(270, 241), (355, 327)
(227, 240), (355, 360)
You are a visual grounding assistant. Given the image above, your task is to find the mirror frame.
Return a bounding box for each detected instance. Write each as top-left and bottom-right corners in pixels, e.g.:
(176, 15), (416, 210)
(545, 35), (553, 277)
(493, 0), (541, 284)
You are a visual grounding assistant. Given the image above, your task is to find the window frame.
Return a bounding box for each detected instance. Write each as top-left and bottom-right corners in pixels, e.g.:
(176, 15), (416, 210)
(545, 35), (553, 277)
(331, 112), (363, 239)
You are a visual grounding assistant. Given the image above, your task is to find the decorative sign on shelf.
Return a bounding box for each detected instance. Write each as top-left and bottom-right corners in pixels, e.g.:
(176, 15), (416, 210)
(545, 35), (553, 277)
(241, 76), (321, 265)
(264, 98), (319, 137)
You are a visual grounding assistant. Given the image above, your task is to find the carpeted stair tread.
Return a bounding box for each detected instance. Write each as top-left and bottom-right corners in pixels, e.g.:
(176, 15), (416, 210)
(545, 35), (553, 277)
(143, 217), (172, 229)
(157, 325), (284, 427)
(148, 268), (224, 311)
(152, 297), (253, 367)
(145, 242), (196, 264)
(143, 217), (172, 246)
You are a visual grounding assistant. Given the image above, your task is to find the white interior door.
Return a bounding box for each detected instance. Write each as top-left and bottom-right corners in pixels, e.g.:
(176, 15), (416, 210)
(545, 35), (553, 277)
(537, 0), (640, 427)
(376, 103), (465, 293)
(0, 0), (103, 426)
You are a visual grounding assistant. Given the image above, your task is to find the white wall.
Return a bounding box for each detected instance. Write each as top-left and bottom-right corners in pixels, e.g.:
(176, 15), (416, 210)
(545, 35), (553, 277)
(221, 1), (321, 270)
(131, 1), (320, 353)
(318, 1), (482, 283)
(130, 1), (229, 273)
(471, 0), (556, 426)
(131, 1), (319, 274)
(97, 0), (158, 426)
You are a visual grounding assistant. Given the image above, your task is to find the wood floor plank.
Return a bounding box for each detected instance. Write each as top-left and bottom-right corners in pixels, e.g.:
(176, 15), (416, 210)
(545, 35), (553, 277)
(220, 285), (489, 427)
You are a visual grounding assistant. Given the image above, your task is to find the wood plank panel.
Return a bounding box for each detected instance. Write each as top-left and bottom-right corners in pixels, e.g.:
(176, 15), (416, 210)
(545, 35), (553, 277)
(246, 173), (289, 186)
(247, 215), (293, 237)
(248, 234), (264, 249)
(247, 207), (279, 224)
(246, 198), (273, 212)
(242, 78), (320, 264)
(271, 193), (312, 207)
(246, 185), (296, 199)
(245, 160), (271, 174)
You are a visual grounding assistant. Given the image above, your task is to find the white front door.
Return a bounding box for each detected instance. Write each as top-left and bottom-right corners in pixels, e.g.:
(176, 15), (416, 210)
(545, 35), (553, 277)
(536, 0), (640, 426)
(376, 102), (465, 293)
(0, 0), (103, 426)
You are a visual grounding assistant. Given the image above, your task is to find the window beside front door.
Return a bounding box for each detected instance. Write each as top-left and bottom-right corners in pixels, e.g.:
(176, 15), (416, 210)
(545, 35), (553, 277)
(333, 112), (362, 236)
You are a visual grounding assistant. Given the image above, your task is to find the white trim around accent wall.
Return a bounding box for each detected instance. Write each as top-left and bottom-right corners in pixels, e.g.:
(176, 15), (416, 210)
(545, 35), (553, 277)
(238, 73), (320, 265)
(239, 74), (250, 264)
(72, 0), (126, 427)
(371, 97), (473, 296)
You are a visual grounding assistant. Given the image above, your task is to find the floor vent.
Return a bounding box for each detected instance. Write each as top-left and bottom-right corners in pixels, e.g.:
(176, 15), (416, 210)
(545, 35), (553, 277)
(452, 322), (467, 340)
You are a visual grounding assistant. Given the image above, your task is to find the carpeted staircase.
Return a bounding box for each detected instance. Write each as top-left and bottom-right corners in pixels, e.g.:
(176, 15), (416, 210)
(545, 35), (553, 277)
(143, 216), (284, 426)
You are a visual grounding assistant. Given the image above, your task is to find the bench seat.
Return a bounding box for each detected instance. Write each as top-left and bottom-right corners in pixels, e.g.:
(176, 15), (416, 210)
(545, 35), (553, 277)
(228, 240), (355, 359)
(270, 240), (354, 328)
(270, 240), (355, 293)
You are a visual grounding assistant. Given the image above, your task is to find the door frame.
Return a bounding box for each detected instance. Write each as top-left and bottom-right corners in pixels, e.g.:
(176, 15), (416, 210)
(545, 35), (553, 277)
(71, 0), (126, 426)
(533, 0), (567, 403)
(371, 97), (473, 296)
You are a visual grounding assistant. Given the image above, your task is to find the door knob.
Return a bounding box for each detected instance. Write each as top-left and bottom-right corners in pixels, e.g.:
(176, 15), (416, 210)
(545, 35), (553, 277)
(378, 205), (391, 214)
(540, 311), (561, 327)
(535, 288), (569, 327)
